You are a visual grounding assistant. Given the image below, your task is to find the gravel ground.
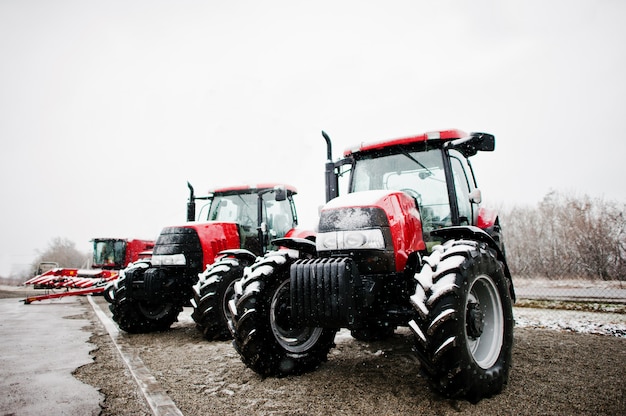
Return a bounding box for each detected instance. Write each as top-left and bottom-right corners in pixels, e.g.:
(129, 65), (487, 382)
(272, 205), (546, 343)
(3, 288), (625, 415)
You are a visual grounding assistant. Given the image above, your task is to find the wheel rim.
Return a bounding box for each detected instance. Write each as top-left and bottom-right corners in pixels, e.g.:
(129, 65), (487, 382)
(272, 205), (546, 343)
(270, 279), (324, 353)
(465, 274), (504, 369)
(222, 281), (236, 322)
(138, 301), (172, 320)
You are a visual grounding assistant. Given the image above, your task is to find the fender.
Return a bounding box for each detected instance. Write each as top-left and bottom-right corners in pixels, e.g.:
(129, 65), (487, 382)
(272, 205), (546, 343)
(120, 261), (151, 296)
(217, 249), (257, 265)
(271, 237), (317, 256)
(477, 207), (498, 229)
(285, 227), (317, 241)
(431, 226), (516, 301)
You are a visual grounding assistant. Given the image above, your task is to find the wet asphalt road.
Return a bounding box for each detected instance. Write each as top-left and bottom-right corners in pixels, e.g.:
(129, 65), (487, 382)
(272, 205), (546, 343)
(0, 294), (101, 416)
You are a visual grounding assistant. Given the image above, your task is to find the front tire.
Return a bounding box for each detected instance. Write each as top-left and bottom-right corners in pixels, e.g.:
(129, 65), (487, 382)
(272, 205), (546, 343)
(191, 257), (246, 341)
(109, 262), (181, 333)
(409, 240), (514, 402)
(231, 250), (337, 376)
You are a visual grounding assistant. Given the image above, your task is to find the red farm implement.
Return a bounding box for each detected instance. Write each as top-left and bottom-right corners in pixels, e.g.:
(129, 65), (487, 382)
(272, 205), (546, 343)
(22, 238), (154, 304)
(22, 268), (120, 304)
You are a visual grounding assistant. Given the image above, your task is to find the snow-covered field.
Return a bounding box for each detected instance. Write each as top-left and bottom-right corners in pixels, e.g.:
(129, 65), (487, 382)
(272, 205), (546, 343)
(511, 278), (626, 337)
(513, 277), (626, 302)
(514, 307), (626, 337)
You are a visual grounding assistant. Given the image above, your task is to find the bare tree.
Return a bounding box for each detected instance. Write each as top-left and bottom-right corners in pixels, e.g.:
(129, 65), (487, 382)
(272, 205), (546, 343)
(29, 237), (90, 277)
(501, 191), (626, 281)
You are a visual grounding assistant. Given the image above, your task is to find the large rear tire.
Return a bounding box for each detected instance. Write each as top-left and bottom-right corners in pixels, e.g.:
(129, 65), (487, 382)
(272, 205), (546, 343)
(191, 257), (245, 341)
(109, 263), (181, 333)
(231, 250), (337, 376)
(409, 239), (514, 402)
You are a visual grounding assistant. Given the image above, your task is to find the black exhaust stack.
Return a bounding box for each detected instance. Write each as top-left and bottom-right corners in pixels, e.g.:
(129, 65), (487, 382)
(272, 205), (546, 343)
(322, 131), (339, 203)
(187, 182), (196, 222)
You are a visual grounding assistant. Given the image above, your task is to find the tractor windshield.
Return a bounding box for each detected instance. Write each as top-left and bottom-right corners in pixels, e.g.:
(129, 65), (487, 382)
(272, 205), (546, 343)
(206, 192), (295, 239)
(208, 194), (258, 226)
(93, 240), (126, 267)
(351, 149), (452, 232)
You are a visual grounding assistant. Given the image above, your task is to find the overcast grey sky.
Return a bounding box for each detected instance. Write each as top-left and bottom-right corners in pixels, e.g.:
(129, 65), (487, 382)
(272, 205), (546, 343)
(1, 0), (625, 276)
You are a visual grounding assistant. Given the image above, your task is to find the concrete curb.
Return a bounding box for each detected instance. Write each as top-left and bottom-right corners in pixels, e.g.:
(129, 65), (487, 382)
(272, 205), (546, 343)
(88, 296), (184, 416)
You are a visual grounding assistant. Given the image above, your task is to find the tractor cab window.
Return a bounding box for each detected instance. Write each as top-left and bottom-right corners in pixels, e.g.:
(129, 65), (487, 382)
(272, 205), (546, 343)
(449, 149), (480, 226)
(207, 192), (295, 239)
(93, 240), (126, 267)
(351, 149), (452, 238)
(265, 199), (295, 239)
(208, 194), (258, 229)
(449, 154), (472, 225)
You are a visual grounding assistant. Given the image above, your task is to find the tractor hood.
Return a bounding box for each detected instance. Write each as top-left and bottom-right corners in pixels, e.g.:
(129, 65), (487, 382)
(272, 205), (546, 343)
(151, 222), (240, 271)
(320, 190), (394, 230)
(318, 190), (425, 272)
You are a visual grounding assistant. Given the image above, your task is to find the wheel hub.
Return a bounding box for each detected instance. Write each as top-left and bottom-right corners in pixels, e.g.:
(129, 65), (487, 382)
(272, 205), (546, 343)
(274, 298), (293, 330)
(466, 301), (484, 338)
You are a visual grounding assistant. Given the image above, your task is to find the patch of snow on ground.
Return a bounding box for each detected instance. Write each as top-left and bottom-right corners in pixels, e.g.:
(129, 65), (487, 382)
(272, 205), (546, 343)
(514, 307), (626, 338)
(179, 304), (626, 342)
(513, 278), (625, 289)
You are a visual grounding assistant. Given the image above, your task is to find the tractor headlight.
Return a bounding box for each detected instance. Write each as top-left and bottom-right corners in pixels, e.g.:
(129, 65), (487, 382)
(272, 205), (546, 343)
(316, 229), (385, 251)
(151, 253), (187, 266)
(317, 232), (338, 250)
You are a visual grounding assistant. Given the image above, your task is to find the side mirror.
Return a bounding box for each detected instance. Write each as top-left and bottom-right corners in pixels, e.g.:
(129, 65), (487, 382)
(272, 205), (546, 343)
(274, 186), (287, 201)
(448, 132), (495, 157)
(469, 189), (482, 204)
(471, 132), (495, 152)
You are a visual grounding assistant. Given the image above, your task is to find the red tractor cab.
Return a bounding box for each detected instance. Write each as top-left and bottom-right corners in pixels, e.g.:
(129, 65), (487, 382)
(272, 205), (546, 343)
(92, 238), (154, 269)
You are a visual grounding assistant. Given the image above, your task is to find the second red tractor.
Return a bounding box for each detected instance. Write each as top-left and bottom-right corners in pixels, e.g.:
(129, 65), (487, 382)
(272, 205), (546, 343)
(109, 183), (312, 336)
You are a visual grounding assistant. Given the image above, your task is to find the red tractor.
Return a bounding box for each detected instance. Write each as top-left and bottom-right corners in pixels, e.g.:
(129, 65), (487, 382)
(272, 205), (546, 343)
(109, 183), (312, 334)
(230, 130), (515, 401)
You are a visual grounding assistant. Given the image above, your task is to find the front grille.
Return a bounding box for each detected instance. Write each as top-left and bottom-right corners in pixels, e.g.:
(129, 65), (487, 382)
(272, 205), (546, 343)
(290, 257), (360, 327)
(153, 227), (203, 273)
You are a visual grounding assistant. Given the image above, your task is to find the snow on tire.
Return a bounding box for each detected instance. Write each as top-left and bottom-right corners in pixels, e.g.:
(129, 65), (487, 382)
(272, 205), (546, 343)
(409, 239), (514, 402)
(230, 250), (337, 377)
(191, 257), (245, 341)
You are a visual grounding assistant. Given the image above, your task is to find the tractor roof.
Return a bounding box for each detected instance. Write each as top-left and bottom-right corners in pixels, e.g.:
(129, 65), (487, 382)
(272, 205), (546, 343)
(210, 183), (298, 196)
(343, 129), (468, 157)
